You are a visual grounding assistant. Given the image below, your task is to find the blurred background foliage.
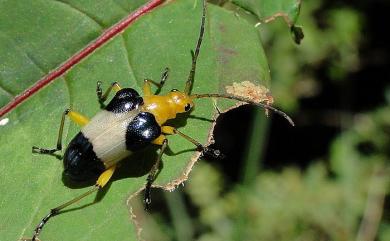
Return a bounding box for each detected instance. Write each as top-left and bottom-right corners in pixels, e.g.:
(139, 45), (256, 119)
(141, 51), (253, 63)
(132, 0), (390, 240)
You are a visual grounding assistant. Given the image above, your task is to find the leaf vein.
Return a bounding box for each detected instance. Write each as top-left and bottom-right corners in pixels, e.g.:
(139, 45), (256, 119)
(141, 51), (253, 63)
(119, 36), (138, 88)
(62, 74), (73, 108)
(112, 0), (130, 14)
(0, 83), (14, 98)
(0, 31), (46, 75)
(53, 0), (105, 28)
(20, 164), (61, 240)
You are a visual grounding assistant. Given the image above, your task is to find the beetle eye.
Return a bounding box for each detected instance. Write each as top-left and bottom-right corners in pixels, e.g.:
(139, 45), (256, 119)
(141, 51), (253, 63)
(171, 89), (178, 92)
(184, 103), (191, 112)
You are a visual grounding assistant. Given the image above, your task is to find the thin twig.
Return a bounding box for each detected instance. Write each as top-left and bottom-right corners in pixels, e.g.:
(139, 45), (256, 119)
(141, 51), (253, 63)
(356, 165), (389, 241)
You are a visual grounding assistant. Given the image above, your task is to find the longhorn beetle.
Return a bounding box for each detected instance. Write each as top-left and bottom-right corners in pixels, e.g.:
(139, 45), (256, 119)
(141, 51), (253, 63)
(29, 0), (294, 240)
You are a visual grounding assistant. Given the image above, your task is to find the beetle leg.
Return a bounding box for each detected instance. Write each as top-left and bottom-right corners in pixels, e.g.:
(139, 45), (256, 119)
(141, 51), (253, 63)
(96, 165), (117, 188)
(161, 126), (223, 159)
(96, 81), (122, 108)
(143, 67), (169, 96)
(159, 67), (169, 89)
(31, 165), (116, 241)
(151, 134), (166, 145)
(143, 79), (153, 96)
(32, 109), (89, 155)
(144, 137), (168, 210)
(67, 109), (90, 126)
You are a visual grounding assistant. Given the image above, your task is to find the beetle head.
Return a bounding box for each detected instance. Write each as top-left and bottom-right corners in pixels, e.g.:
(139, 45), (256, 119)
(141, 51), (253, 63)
(168, 89), (194, 114)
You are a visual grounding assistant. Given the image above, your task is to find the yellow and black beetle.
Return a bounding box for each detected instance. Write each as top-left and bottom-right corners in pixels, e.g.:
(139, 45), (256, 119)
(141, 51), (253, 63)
(30, 0), (294, 240)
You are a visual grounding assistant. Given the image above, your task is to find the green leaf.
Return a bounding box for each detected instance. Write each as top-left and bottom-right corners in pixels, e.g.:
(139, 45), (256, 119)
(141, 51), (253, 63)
(232, 0), (304, 43)
(232, 0), (301, 24)
(0, 0), (148, 107)
(0, 0), (271, 240)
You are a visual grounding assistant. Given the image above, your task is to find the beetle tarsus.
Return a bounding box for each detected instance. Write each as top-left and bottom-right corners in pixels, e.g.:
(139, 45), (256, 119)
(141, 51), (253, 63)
(97, 81), (122, 108)
(144, 180), (153, 211)
(160, 67), (170, 86)
(32, 209), (59, 241)
(32, 146), (59, 155)
(201, 147), (225, 159)
(96, 81), (104, 107)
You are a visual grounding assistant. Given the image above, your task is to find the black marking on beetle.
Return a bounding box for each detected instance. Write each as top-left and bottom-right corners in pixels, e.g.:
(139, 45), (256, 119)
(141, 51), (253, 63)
(126, 112), (161, 151)
(105, 88), (144, 113)
(63, 132), (105, 181)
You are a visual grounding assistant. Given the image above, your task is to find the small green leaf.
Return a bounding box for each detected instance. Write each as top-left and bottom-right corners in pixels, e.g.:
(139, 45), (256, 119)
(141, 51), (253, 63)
(232, 0), (304, 43)
(232, 0), (301, 24)
(0, 0), (271, 241)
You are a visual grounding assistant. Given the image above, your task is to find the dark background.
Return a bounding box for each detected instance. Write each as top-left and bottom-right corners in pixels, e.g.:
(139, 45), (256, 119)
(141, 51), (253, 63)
(210, 0), (389, 183)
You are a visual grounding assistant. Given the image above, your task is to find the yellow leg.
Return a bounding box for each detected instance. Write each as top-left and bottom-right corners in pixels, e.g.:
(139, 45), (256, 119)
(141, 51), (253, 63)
(143, 79), (153, 96)
(152, 134), (166, 145)
(96, 165), (117, 188)
(112, 83), (122, 92)
(161, 126), (175, 134)
(143, 68), (169, 96)
(67, 110), (89, 127)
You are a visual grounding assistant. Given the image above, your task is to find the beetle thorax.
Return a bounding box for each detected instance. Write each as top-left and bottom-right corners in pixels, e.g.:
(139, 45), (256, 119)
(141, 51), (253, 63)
(142, 91), (194, 125)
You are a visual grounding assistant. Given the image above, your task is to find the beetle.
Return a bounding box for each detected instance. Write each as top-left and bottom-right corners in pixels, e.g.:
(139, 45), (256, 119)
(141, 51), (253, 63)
(29, 0), (294, 240)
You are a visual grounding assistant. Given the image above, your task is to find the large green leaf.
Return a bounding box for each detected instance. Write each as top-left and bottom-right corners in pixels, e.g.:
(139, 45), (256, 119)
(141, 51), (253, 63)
(0, 0), (277, 240)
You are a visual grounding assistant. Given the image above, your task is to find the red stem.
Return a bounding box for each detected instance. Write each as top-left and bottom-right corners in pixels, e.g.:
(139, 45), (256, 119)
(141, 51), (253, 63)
(0, 0), (165, 118)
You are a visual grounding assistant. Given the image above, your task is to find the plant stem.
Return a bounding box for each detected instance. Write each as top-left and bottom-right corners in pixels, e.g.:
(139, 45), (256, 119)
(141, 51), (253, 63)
(164, 190), (194, 241)
(241, 108), (270, 184)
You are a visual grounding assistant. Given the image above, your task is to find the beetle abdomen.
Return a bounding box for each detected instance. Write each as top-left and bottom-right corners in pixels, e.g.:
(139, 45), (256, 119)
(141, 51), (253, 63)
(63, 132), (105, 181)
(81, 110), (137, 168)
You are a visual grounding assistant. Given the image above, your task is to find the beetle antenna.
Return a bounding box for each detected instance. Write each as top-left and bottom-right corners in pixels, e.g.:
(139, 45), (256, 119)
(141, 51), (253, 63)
(190, 93), (295, 126)
(184, 0), (206, 95)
